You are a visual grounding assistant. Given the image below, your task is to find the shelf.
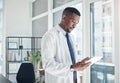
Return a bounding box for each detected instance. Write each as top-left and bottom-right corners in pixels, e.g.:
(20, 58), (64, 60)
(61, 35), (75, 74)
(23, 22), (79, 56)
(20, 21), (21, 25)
(7, 36), (42, 38)
(7, 73), (17, 75)
(6, 36), (42, 83)
(8, 61), (22, 63)
(8, 61), (32, 63)
(7, 48), (41, 50)
(7, 48), (18, 50)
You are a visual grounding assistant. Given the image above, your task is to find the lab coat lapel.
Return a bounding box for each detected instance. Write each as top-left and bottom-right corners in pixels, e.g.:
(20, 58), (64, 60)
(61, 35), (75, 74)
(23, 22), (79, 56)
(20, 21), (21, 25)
(56, 26), (72, 65)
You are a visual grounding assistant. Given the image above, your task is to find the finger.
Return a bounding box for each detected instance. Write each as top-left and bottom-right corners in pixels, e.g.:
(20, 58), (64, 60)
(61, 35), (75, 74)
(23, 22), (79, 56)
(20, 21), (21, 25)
(81, 57), (90, 62)
(78, 62), (91, 71)
(82, 62), (91, 67)
(82, 62), (91, 69)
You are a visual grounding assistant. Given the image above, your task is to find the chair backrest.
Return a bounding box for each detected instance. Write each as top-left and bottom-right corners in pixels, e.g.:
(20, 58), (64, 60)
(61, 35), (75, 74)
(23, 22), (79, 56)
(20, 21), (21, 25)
(16, 63), (35, 83)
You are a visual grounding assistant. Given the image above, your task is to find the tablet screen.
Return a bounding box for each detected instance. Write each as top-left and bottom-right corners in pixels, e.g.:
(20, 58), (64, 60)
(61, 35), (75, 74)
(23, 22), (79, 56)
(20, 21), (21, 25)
(87, 56), (102, 65)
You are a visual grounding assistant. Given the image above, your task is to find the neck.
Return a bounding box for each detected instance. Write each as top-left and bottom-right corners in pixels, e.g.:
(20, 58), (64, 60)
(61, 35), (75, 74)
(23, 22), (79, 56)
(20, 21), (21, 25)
(59, 23), (67, 32)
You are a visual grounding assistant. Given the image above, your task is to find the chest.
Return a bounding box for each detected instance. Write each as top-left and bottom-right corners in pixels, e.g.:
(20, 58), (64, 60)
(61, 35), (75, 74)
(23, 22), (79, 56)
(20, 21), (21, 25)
(54, 32), (72, 64)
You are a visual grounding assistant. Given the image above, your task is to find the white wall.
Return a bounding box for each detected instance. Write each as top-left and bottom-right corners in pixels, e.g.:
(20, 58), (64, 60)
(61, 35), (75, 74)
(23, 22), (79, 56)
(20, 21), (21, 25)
(4, 0), (32, 36)
(3, 0), (32, 76)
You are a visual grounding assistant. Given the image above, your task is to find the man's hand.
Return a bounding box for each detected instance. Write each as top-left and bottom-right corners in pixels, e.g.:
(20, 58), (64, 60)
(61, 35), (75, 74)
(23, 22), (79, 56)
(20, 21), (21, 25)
(72, 57), (91, 71)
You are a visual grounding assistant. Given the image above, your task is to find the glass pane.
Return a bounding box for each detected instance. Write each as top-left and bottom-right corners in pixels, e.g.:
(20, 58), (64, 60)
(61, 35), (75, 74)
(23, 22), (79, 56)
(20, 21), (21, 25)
(53, 0), (74, 8)
(0, 0), (3, 9)
(53, 10), (63, 26)
(71, 3), (83, 59)
(32, 0), (48, 17)
(0, 0), (3, 74)
(32, 16), (48, 37)
(90, 0), (114, 83)
(53, 3), (83, 59)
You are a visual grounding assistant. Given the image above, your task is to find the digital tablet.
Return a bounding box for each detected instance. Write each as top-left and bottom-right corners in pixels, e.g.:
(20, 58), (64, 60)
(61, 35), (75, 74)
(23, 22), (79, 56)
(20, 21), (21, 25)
(86, 56), (103, 65)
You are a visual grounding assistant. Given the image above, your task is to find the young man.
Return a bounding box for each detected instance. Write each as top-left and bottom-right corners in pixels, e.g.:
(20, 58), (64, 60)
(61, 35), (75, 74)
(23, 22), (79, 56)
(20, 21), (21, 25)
(41, 7), (91, 83)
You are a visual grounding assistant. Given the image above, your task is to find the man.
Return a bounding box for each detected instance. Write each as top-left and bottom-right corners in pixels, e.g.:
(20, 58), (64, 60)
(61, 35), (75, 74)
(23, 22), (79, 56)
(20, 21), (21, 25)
(41, 7), (91, 83)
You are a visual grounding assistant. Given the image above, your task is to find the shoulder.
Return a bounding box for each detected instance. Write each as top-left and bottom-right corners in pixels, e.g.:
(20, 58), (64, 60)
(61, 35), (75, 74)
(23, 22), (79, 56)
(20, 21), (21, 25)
(42, 27), (58, 41)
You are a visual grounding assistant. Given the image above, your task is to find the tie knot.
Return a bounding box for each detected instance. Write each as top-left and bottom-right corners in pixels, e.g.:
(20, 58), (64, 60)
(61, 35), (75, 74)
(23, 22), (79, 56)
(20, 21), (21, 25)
(66, 32), (69, 38)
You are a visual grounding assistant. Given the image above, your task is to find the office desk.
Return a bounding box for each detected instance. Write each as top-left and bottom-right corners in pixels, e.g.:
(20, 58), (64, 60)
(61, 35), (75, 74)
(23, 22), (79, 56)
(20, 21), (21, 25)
(0, 74), (12, 83)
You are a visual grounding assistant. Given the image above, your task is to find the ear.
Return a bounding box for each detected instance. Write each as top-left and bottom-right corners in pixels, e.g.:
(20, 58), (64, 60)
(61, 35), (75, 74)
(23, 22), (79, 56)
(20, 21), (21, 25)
(62, 14), (66, 20)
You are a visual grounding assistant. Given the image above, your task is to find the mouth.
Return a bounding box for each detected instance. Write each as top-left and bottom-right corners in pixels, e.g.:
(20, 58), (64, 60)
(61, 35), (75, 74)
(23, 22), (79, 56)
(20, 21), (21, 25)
(66, 27), (74, 32)
(68, 28), (74, 32)
(70, 27), (74, 30)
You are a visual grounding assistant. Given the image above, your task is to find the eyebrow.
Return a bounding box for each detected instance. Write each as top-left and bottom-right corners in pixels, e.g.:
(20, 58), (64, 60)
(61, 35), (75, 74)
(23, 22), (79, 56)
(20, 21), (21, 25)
(70, 18), (79, 24)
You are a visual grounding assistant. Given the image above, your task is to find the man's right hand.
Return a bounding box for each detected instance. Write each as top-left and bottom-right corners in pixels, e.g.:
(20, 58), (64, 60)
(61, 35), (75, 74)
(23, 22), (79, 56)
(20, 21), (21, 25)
(72, 57), (91, 71)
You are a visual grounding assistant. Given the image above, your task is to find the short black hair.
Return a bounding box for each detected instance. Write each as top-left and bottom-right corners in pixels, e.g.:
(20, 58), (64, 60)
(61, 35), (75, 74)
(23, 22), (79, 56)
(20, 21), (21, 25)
(63, 7), (81, 16)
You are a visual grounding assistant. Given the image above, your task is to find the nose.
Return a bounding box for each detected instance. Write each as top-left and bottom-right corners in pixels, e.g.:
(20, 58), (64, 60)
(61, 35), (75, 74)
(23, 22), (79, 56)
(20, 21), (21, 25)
(73, 24), (76, 28)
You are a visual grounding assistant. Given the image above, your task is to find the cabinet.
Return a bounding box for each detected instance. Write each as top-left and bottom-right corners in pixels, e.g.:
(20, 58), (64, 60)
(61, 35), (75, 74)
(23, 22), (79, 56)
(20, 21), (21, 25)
(6, 36), (42, 83)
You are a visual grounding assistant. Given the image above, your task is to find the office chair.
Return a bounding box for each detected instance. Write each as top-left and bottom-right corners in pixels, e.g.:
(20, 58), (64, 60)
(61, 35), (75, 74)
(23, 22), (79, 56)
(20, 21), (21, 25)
(16, 63), (35, 83)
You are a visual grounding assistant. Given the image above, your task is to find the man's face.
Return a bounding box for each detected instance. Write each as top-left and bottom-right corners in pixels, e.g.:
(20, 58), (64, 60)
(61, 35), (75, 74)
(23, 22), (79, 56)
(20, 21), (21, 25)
(63, 13), (80, 32)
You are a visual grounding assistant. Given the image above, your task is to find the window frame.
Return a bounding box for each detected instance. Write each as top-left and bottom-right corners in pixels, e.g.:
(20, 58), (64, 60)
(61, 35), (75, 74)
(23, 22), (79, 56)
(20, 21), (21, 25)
(32, 0), (120, 83)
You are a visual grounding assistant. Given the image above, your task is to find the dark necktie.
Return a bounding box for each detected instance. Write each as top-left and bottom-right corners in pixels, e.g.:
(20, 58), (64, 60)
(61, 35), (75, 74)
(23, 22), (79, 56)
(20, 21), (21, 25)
(66, 33), (77, 82)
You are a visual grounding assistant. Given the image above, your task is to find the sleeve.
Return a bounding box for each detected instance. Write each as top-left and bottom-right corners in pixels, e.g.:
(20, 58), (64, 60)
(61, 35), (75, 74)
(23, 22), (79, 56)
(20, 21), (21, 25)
(41, 32), (72, 77)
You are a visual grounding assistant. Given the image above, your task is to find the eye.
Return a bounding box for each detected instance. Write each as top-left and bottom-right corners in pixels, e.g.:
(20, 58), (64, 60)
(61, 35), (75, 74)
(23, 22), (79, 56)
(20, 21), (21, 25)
(72, 20), (79, 24)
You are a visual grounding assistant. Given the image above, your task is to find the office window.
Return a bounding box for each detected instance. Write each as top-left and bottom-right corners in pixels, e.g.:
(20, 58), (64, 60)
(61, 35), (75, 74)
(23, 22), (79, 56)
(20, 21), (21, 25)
(71, 3), (83, 58)
(0, 0), (3, 9)
(53, 10), (63, 27)
(0, 0), (3, 74)
(32, 0), (48, 17)
(90, 0), (114, 83)
(32, 16), (48, 37)
(53, 0), (74, 8)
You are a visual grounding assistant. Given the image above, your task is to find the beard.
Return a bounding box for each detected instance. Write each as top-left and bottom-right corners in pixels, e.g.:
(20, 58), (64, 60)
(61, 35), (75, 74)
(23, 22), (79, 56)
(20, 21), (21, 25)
(68, 26), (75, 33)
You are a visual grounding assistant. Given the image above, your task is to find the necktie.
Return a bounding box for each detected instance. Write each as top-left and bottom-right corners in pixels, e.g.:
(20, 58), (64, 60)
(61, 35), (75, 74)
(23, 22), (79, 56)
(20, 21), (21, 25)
(66, 33), (77, 81)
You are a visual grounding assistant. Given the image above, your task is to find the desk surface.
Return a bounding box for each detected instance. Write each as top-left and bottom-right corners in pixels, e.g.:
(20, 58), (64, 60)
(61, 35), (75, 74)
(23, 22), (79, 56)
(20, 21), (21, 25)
(0, 74), (12, 83)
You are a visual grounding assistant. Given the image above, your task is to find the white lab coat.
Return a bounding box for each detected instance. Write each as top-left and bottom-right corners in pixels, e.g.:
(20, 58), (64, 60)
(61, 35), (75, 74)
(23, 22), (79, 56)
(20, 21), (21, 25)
(41, 25), (80, 83)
